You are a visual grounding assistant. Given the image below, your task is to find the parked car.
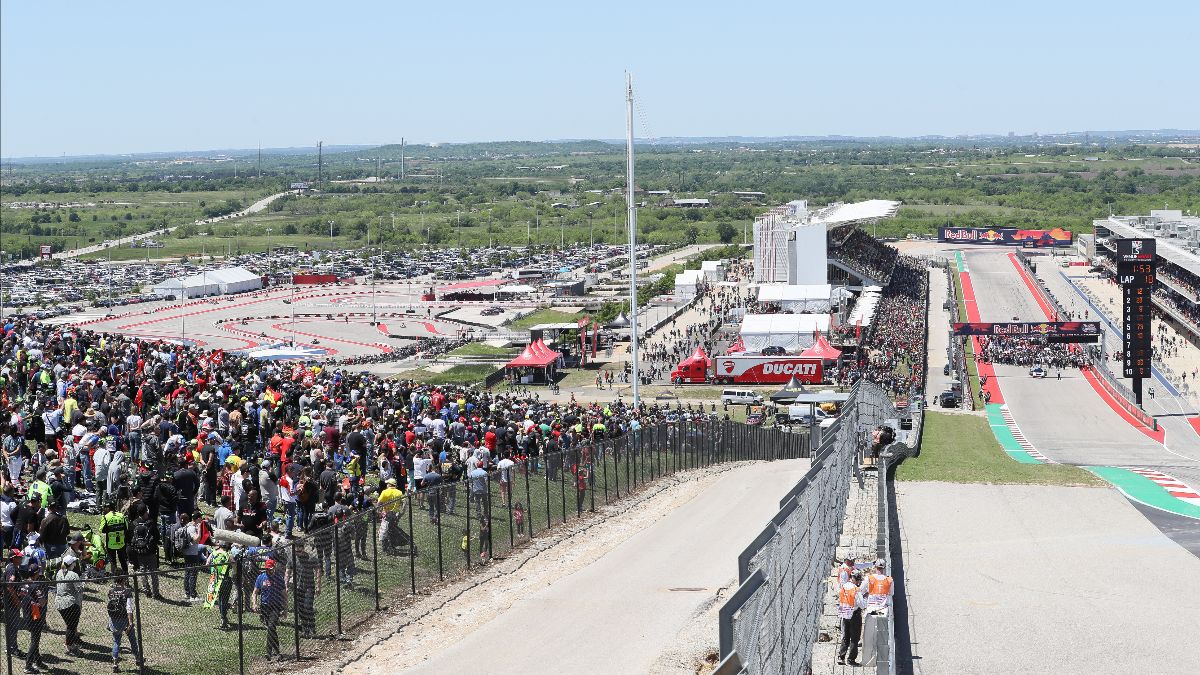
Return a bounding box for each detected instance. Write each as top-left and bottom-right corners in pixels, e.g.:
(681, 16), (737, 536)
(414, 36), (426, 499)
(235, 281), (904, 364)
(761, 346), (786, 356)
(938, 391), (960, 408)
(1029, 366), (1047, 378)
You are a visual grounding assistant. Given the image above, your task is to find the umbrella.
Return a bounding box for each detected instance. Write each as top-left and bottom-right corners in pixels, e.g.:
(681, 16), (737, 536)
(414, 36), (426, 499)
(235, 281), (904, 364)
(769, 375), (808, 403)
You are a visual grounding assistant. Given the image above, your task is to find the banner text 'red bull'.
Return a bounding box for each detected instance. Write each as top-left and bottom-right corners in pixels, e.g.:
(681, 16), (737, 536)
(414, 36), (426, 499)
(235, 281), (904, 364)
(939, 227), (1073, 248)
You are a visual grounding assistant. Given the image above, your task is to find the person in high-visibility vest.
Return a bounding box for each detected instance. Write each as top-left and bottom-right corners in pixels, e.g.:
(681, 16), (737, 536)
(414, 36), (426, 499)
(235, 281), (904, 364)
(99, 502), (130, 575)
(837, 570), (865, 666)
(859, 561), (894, 613)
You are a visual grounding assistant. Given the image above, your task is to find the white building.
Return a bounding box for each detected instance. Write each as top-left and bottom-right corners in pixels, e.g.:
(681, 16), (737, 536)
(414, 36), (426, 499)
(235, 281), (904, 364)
(674, 269), (706, 297)
(153, 266), (261, 299)
(752, 198), (900, 284)
(739, 313), (832, 351)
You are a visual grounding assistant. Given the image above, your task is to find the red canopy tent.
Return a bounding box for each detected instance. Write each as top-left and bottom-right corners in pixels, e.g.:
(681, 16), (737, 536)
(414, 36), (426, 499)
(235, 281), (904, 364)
(799, 335), (842, 361)
(505, 343), (558, 369)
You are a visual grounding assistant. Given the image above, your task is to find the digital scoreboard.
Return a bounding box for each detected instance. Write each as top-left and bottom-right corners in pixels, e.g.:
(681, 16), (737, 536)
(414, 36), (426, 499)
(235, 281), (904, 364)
(1115, 238), (1156, 401)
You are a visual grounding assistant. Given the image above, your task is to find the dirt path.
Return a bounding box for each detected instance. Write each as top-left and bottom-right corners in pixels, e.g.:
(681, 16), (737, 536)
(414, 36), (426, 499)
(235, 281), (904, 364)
(295, 459), (807, 675)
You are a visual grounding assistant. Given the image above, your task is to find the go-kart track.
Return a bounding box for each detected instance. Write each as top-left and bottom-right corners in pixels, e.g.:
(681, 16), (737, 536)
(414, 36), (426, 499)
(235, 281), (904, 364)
(43, 284), (470, 359)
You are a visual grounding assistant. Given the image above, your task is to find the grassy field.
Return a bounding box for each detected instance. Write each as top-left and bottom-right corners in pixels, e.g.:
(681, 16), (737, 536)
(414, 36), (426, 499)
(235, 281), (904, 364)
(404, 363), (500, 385)
(78, 232), (364, 261)
(898, 412), (1103, 486)
(506, 308), (584, 330)
(950, 267), (984, 408)
(446, 342), (518, 357)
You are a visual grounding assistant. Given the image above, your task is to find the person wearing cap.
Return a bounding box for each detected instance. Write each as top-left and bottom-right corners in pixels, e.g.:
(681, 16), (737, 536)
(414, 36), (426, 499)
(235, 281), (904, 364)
(17, 556), (49, 673)
(837, 569), (866, 666)
(54, 554), (84, 656)
(252, 557), (287, 661)
(859, 560), (894, 613)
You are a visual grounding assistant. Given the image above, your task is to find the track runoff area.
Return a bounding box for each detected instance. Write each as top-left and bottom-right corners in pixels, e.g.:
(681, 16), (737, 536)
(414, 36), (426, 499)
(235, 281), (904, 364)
(947, 245), (1200, 552)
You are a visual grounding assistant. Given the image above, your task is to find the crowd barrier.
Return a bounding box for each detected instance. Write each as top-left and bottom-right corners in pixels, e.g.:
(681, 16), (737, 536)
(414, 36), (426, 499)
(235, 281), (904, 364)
(1, 420), (810, 675)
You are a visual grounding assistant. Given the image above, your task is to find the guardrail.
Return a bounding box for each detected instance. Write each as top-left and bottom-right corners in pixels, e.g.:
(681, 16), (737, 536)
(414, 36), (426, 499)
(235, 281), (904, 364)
(716, 381), (899, 674)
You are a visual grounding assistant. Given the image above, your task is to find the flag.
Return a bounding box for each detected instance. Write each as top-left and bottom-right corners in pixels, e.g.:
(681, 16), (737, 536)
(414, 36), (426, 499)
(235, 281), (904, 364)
(855, 319), (862, 341)
(591, 321), (599, 358)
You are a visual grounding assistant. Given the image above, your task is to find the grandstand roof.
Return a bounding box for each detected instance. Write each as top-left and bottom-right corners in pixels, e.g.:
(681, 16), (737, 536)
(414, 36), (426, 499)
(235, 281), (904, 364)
(816, 199), (901, 227)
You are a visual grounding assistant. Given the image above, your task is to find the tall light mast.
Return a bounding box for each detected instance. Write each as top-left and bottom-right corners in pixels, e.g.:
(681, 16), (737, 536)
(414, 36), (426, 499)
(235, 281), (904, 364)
(626, 73), (641, 407)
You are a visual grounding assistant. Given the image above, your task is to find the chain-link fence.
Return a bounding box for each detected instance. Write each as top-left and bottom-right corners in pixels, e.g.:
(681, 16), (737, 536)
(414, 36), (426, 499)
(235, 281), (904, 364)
(1, 419), (810, 675)
(717, 381), (898, 674)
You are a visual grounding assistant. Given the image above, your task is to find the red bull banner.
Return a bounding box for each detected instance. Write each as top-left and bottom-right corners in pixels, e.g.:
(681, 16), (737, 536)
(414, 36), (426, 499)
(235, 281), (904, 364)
(952, 321), (1101, 337)
(939, 227), (1073, 248)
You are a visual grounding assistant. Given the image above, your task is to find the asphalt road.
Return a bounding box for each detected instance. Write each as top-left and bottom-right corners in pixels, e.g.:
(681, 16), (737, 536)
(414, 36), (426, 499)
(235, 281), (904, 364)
(898, 481), (1200, 675)
(402, 459), (810, 675)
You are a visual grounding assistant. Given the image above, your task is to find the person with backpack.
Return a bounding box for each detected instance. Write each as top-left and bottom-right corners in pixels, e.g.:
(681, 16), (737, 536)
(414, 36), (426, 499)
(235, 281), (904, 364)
(129, 511), (162, 599)
(106, 574), (140, 672)
(172, 512), (202, 602)
(309, 503), (334, 579)
(100, 500), (130, 575)
(54, 554), (84, 656)
(252, 558), (286, 661)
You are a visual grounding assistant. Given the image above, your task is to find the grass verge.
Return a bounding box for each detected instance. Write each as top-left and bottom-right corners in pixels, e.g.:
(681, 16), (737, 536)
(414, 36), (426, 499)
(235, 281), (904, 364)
(446, 343), (518, 357)
(506, 309), (583, 330)
(897, 412), (1104, 486)
(404, 364), (499, 386)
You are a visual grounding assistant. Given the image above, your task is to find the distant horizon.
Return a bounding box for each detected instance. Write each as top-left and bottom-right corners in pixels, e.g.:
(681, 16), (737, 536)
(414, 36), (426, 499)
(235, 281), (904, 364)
(3, 1), (1198, 158)
(4, 128), (1199, 163)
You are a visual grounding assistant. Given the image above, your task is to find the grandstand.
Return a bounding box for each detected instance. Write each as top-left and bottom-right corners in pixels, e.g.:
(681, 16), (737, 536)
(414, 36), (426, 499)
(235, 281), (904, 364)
(751, 198), (901, 286)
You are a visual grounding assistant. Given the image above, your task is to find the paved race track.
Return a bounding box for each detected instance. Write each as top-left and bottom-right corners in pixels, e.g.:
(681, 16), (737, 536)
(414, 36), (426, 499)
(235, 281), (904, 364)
(899, 481), (1200, 675)
(393, 460), (810, 675)
(964, 250), (1200, 555)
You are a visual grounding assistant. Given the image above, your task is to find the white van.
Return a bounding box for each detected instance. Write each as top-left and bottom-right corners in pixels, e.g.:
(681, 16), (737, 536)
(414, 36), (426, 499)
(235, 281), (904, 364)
(721, 389), (762, 405)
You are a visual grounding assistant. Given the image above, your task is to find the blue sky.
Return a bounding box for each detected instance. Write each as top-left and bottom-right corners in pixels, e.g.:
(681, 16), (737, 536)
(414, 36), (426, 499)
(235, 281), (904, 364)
(1, 0), (1196, 157)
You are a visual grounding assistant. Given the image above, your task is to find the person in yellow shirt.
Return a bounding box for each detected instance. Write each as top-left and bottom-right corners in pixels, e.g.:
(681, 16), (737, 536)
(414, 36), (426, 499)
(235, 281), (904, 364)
(378, 479), (411, 554)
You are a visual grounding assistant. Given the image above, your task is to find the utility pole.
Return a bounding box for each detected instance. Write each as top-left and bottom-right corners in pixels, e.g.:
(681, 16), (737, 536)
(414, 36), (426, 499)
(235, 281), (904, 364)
(626, 73), (641, 406)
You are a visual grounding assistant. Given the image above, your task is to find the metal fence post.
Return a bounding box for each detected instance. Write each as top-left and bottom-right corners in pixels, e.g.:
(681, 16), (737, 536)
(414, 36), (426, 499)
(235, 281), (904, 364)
(602, 448), (610, 504)
(2, 579), (11, 675)
(485, 473), (494, 559)
(408, 493), (417, 594)
(435, 488), (444, 581)
(237, 559), (245, 675)
(333, 525), (343, 635)
(133, 573), (146, 674)
(507, 472), (515, 550)
(292, 551), (300, 661)
(523, 459), (533, 536)
(465, 482), (472, 570)
(544, 459), (552, 529)
(371, 511), (381, 612)
(559, 451), (567, 522)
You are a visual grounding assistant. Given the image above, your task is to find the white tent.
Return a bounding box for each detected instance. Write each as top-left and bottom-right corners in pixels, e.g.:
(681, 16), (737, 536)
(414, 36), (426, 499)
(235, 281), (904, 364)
(756, 284), (832, 313)
(152, 267), (260, 299)
(674, 269), (705, 297)
(152, 275), (218, 299)
(699, 260), (725, 282)
(203, 267), (262, 294)
(739, 313), (832, 351)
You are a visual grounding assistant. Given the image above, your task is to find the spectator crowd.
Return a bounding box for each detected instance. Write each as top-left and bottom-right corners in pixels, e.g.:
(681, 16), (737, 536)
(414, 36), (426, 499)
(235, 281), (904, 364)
(0, 311), (685, 672)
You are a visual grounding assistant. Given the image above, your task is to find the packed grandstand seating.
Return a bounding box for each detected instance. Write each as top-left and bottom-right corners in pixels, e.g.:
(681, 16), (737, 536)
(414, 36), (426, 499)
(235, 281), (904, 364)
(830, 256), (928, 397)
(828, 229), (899, 283)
